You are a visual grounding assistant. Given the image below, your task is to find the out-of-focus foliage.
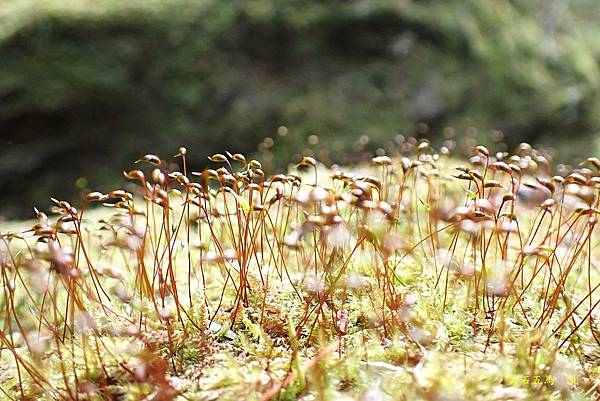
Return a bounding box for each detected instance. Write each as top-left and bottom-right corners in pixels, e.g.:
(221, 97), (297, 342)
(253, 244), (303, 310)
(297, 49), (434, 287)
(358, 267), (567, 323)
(1, 0), (600, 218)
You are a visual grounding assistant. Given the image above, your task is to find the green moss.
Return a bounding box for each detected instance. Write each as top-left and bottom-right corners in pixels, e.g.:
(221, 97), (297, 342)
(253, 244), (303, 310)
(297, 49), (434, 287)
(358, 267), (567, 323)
(2, 0), (600, 217)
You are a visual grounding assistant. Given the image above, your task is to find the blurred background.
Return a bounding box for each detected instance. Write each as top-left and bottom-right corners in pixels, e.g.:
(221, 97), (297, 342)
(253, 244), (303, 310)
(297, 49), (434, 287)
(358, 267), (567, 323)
(2, 0), (600, 219)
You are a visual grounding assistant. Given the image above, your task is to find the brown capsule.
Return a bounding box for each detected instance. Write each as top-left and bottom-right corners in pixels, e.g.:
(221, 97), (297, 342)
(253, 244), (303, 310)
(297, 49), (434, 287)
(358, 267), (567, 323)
(447, 206), (472, 221)
(270, 174), (288, 183)
(582, 157), (600, 170)
(536, 155), (549, 169)
(417, 142), (430, 153)
(208, 154), (228, 163)
(540, 199), (556, 209)
(231, 153), (246, 163)
(469, 155), (485, 166)
(566, 173), (588, 185)
(177, 175), (190, 186)
(574, 206), (596, 215)
(214, 167), (228, 176)
(336, 193), (353, 204)
(320, 204), (335, 216)
(359, 200), (377, 210)
(468, 169), (483, 181)
(491, 162), (512, 174)
(508, 155), (521, 163)
(221, 174), (237, 186)
(350, 188), (366, 200)
(508, 164), (522, 176)
(516, 143), (533, 153)
(85, 192), (107, 202)
(474, 145), (490, 157)
(474, 198), (495, 213)
(502, 193), (516, 203)
(235, 173), (250, 184)
(288, 173), (302, 182)
(297, 156), (317, 168)
(307, 215), (325, 226)
(331, 215), (344, 225)
(351, 181), (373, 196)
(362, 176), (382, 189)
(454, 173), (474, 181)
(524, 159), (538, 171)
(124, 170), (145, 181)
(536, 177), (555, 194)
(192, 187), (206, 197)
(565, 184), (594, 205)
(151, 169), (166, 185)
(168, 172), (182, 184)
(135, 154), (161, 165)
(111, 201), (131, 210)
(33, 207), (48, 224)
(149, 197), (166, 208)
(109, 190), (132, 200)
(378, 201), (393, 215)
(178, 146), (187, 156)
(309, 186), (330, 203)
(205, 169), (218, 178)
(332, 171), (353, 182)
(58, 200), (72, 210)
(472, 210), (487, 219)
(484, 180), (505, 189)
(135, 154), (162, 166)
(34, 225), (55, 236)
(371, 156), (392, 166)
(496, 221), (518, 233)
(249, 160), (262, 170)
(155, 189), (169, 200)
(517, 182), (551, 208)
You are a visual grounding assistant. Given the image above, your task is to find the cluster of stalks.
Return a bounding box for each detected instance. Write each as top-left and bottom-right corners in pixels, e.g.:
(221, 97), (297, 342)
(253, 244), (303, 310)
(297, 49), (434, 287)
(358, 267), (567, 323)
(0, 142), (598, 400)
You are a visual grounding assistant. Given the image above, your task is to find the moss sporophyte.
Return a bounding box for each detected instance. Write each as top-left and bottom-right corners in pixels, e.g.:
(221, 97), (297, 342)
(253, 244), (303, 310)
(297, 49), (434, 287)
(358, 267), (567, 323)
(0, 143), (599, 400)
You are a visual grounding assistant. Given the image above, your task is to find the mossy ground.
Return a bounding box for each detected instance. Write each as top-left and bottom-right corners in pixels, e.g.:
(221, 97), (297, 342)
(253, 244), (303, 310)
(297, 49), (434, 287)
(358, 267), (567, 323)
(0, 145), (599, 400)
